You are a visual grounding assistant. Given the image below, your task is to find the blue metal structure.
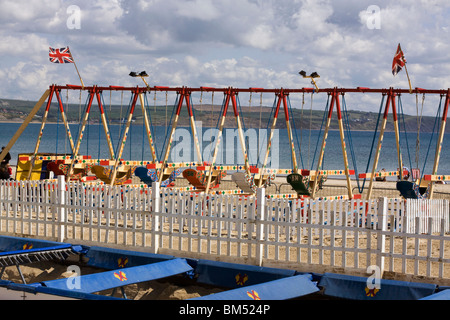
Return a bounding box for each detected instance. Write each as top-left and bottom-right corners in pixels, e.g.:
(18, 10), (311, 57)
(0, 236), (448, 300)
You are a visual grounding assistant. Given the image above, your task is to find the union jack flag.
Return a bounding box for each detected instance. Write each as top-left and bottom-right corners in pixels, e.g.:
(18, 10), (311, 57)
(49, 47), (74, 64)
(392, 43), (406, 76)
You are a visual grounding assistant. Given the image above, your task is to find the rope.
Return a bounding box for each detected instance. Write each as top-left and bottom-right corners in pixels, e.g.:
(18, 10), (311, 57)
(310, 94), (330, 171)
(287, 95), (305, 169)
(100, 91), (116, 159)
(357, 94), (386, 193)
(415, 93), (425, 168)
(143, 92), (159, 160)
(420, 94), (443, 184)
(398, 94), (413, 172)
(56, 91), (60, 155)
(342, 94), (361, 191)
(114, 92), (133, 158)
(159, 93), (177, 160)
(308, 93), (314, 170)
(236, 93), (252, 165)
(299, 92), (305, 168)
(255, 95), (275, 167)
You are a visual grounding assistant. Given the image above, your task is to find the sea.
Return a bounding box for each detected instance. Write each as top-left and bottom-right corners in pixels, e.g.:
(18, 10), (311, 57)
(1, 122), (449, 176)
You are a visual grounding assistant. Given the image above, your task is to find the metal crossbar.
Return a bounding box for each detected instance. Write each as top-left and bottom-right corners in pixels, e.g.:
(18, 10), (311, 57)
(0, 245), (75, 268)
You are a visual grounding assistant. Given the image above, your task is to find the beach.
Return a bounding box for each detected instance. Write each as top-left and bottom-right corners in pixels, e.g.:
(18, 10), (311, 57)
(1, 166), (449, 300)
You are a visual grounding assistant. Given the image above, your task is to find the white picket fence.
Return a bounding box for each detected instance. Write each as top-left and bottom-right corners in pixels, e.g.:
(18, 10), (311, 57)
(405, 198), (450, 233)
(0, 177), (449, 281)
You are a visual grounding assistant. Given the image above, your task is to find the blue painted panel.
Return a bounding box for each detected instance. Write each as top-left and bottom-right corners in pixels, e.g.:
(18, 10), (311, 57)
(318, 273), (437, 300)
(421, 289), (450, 300)
(0, 235), (66, 252)
(194, 259), (296, 289)
(33, 258), (193, 293)
(191, 274), (319, 300)
(84, 246), (175, 269)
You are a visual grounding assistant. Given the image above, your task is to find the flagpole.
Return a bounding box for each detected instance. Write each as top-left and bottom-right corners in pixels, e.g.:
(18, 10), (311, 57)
(68, 46), (85, 89)
(403, 63), (413, 94)
(398, 43), (412, 94)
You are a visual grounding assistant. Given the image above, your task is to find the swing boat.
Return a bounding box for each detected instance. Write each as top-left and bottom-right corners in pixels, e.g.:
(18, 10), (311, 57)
(182, 167), (227, 190)
(15, 153), (93, 181)
(89, 165), (136, 185)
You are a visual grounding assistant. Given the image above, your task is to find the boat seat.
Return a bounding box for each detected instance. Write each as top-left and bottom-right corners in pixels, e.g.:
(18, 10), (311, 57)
(287, 173), (310, 196)
(134, 167), (181, 187)
(90, 165), (135, 185)
(182, 168), (226, 190)
(231, 172), (275, 194)
(396, 181), (430, 199)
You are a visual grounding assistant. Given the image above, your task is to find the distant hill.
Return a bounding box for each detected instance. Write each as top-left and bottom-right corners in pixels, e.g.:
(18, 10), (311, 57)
(0, 97), (446, 133)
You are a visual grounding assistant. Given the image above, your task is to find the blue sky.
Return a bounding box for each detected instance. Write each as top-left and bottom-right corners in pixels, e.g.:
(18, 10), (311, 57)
(0, 0), (449, 116)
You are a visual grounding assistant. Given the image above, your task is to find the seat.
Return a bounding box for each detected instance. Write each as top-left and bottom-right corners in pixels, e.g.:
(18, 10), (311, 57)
(396, 181), (430, 199)
(90, 165), (135, 185)
(134, 167), (181, 187)
(287, 173), (311, 196)
(182, 168), (226, 190)
(231, 172), (275, 194)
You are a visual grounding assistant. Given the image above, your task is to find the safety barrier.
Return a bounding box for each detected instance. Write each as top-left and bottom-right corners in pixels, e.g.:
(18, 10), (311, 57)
(0, 177), (449, 281)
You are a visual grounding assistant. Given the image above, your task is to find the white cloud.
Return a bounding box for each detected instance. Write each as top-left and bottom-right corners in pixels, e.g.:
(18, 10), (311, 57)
(0, 0), (448, 117)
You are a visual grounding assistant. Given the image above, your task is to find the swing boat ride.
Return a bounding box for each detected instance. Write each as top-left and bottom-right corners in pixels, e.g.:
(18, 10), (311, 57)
(0, 81), (449, 201)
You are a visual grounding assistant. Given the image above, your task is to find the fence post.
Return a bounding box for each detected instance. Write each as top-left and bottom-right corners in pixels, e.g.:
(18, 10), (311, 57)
(376, 197), (388, 276)
(57, 175), (66, 243)
(256, 188), (265, 266)
(151, 181), (160, 254)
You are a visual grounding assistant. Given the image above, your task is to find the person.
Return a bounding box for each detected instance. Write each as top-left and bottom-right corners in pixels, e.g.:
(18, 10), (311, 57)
(375, 168), (386, 181)
(0, 147), (11, 180)
(1, 147), (11, 166)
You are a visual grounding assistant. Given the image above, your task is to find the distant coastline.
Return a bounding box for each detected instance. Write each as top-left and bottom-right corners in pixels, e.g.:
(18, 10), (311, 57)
(0, 96), (447, 133)
(0, 120), (420, 133)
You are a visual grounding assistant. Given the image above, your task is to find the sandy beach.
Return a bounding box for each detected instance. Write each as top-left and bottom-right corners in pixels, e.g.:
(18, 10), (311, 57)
(1, 167), (449, 299)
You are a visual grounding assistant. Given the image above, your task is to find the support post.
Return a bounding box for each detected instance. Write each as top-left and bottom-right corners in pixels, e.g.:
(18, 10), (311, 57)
(391, 93), (404, 182)
(67, 89), (96, 183)
(428, 90), (450, 198)
(159, 88), (185, 182)
(139, 93), (158, 162)
(151, 181), (160, 254)
(232, 92), (251, 176)
(109, 88), (139, 185)
(256, 187), (266, 266)
(335, 92), (353, 199)
(57, 175), (66, 242)
(55, 89), (76, 152)
(258, 93), (282, 187)
(186, 92), (203, 164)
(96, 90), (116, 160)
(311, 91), (334, 198)
(376, 197), (388, 277)
(366, 92), (391, 200)
(27, 86), (56, 179)
(283, 92), (299, 174)
(204, 89), (231, 193)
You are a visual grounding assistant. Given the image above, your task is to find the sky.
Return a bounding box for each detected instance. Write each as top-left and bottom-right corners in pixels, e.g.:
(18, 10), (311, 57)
(1, 0), (450, 116)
